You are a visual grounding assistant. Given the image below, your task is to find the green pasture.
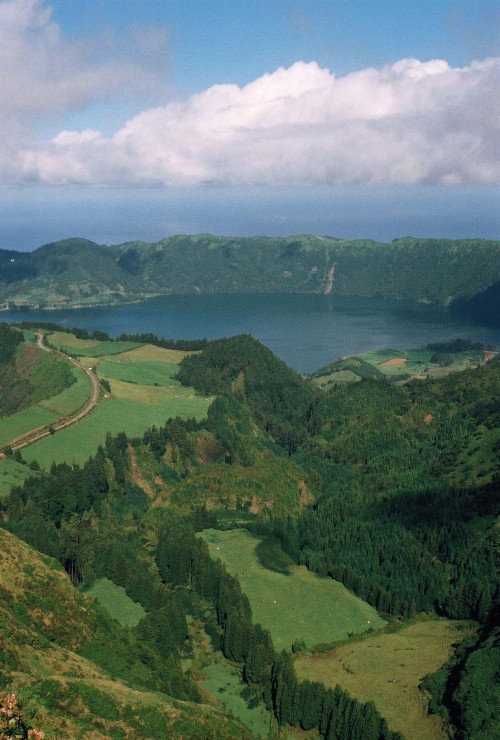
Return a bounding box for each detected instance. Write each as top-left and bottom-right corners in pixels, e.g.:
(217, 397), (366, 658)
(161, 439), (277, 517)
(202, 659), (273, 739)
(83, 577), (146, 627)
(121, 344), (192, 363)
(75, 340), (143, 357)
(0, 405), (58, 447)
(21, 392), (211, 467)
(313, 369), (360, 387)
(38, 366), (90, 416)
(21, 329), (37, 344)
(0, 457), (38, 498)
(201, 528), (385, 651)
(296, 620), (476, 740)
(48, 331), (142, 357)
(0, 365), (91, 449)
(359, 346), (489, 380)
(98, 359), (180, 386)
(47, 331), (98, 351)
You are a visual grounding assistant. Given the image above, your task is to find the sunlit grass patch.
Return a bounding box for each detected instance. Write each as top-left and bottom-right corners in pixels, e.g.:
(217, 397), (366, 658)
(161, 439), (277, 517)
(22, 393), (212, 467)
(202, 659), (272, 738)
(48, 332), (142, 357)
(313, 369), (360, 387)
(0, 405), (58, 447)
(98, 359), (180, 386)
(83, 577), (146, 627)
(295, 620), (476, 740)
(201, 528), (385, 651)
(48, 331), (98, 351)
(107, 378), (198, 404)
(38, 366), (90, 415)
(117, 344), (192, 363)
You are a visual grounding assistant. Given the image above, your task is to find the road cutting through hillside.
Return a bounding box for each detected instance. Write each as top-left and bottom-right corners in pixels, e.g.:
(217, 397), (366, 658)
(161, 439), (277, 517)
(5, 333), (100, 453)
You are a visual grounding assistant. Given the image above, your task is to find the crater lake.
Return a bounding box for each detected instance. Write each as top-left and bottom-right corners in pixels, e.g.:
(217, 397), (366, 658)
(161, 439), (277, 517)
(3, 293), (499, 373)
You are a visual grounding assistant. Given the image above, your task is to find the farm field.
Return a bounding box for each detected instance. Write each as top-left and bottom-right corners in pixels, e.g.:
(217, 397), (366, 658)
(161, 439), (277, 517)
(360, 346), (494, 380)
(97, 358), (180, 386)
(0, 405), (58, 447)
(13, 340), (209, 466)
(101, 343), (193, 363)
(201, 528), (385, 651)
(83, 578), (146, 627)
(21, 392), (211, 466)
(48, 331), (142, 357)
(38, 365), (90, 415)
(311, 344), (497, 388)
(295, 620), (477, 740)
(313, 369), (361, 387)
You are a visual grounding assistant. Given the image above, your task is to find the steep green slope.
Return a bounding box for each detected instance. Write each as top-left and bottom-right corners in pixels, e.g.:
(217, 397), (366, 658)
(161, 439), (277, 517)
(1, 238), (144, 308)
(1, 234), (499, 313)
(1, 328), (498, 739)
(0, 528), (250, 739)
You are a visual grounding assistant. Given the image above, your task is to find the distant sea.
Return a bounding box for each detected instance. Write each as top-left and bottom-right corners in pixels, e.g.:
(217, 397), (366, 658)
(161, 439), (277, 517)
(3, 293), (499, 373)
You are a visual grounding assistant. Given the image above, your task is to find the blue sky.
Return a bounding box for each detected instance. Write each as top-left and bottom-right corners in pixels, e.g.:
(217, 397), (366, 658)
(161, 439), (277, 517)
(0, 0), (498, 250)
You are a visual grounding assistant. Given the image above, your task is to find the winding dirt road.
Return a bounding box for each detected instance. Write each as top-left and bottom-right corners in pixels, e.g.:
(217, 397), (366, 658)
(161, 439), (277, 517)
(5, 333), (100, 453)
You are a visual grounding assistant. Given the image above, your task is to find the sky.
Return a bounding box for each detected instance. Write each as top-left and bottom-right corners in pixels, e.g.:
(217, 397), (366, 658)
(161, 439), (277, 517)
(0, 0), (499, 251)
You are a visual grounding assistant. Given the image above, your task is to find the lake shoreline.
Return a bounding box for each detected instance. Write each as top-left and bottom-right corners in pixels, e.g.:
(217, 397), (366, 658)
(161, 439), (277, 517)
(2, 292), (499, 374)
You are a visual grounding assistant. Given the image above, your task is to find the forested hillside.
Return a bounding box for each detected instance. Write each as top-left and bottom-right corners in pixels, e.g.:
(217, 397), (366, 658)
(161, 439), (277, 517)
(0, 330), (498, 738)
(1, 235), (499, 319)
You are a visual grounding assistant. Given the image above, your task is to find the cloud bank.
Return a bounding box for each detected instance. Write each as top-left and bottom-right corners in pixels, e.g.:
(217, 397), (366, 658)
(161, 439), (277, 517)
(1, 1), (499, 187)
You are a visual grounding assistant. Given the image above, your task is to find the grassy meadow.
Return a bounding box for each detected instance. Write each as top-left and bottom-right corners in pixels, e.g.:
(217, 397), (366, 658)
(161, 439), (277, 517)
(202, 660), (273, 739)
(201, 528), (385, 651)
(295, 620), (477, 740)
(312, 345), (496, 388)
(0, 405), (57, 447)
(18, 340), (211, 467)
(38, 365), (90, 415)
(97, 358), (180, 386)
(83, 577), (146, 627)
(48, 331), (143, 357)
(21, 392), (211, 466)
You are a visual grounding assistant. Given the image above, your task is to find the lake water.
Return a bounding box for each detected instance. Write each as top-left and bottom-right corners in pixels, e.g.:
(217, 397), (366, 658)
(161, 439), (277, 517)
(3, 293), (499, 373)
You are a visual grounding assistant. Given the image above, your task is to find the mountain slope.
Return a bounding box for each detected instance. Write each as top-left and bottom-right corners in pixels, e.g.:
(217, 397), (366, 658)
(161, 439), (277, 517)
(0, 527), (250, 739)
(1, 234), (499, 313)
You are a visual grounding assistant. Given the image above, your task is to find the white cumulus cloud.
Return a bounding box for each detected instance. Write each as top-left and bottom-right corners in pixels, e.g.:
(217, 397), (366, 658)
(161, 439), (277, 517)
(19, 57), (500, 187)
(0, 0), (169, 183)
(1, 0), (498, 187)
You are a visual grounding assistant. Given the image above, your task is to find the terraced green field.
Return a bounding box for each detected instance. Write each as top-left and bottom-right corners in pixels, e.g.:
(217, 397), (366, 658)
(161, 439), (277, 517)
(38, 366), (90, 415)
(21, 391), (211, 467)
(201, 528), (385, 651)
(5, 333), (211, 467)
(0, 405), (58, 447)
(49, 332), (142, 357)
(98, 358), (180, 386)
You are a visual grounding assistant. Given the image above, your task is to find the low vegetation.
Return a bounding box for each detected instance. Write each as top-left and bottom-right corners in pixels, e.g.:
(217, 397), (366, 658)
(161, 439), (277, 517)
(0, 327), (498, 739)
(201, 528), (385, 651)
(310, 339), (496, 388)
(8, 331), (211, 467)
(82, 577), (147, 627)
(296, 620), (477, 740)
(0, 323), (76, 420)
